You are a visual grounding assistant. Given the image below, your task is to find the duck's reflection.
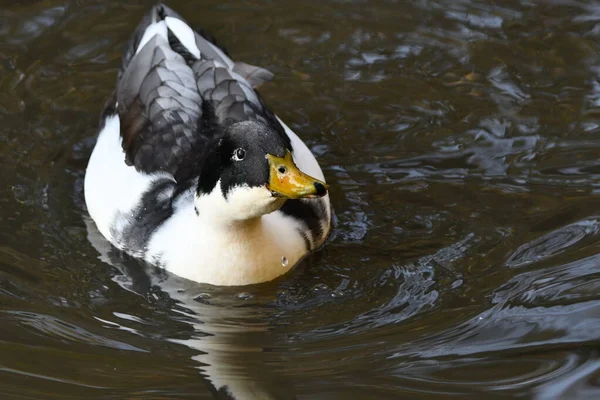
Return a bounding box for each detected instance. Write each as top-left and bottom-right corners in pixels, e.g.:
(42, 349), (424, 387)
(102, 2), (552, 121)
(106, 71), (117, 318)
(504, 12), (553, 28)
(85, 217), (296, 400)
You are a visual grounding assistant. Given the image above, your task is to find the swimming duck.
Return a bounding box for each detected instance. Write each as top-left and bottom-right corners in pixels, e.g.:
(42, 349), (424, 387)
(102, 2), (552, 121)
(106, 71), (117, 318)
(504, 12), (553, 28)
(84, 4), (331, 286)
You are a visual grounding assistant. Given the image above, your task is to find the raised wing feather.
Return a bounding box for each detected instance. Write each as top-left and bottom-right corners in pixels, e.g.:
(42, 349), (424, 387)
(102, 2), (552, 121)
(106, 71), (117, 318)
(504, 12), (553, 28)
(114, 3), (281, 184)
(118, 33), (203, 181)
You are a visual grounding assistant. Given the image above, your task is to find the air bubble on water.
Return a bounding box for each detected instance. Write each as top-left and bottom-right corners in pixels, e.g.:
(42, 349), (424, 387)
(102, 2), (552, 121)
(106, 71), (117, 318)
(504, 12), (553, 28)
(237, 292), (254, 301)
(312, 283), (329, 293)
(193, 293), (211, 304)
(450, 279), (463, 289)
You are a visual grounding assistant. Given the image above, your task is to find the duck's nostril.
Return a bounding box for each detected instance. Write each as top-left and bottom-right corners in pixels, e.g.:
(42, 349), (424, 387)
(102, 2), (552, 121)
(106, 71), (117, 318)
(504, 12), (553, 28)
(313, 182), (326, 196)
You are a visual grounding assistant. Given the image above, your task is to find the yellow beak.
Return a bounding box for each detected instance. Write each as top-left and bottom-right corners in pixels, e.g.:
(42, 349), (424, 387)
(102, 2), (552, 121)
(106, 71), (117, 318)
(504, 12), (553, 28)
(266, 152), (328, 199)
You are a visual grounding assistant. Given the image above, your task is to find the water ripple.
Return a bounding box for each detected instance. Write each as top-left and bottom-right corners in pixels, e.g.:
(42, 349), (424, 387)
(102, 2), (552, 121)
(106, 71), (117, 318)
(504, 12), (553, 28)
(3, 0), (600, 398)
(2, 311), (146, 352)
(507, 217), (600, 268)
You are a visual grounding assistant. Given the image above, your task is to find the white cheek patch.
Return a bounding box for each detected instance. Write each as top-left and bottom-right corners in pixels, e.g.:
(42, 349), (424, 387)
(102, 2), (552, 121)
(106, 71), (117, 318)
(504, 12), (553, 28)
(194, 181), (279, 222)
(225, 185), (277, 219)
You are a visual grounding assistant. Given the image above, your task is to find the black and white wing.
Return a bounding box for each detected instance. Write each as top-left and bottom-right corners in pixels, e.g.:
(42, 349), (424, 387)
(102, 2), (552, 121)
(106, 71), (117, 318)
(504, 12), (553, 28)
(114, 3), (282, 184)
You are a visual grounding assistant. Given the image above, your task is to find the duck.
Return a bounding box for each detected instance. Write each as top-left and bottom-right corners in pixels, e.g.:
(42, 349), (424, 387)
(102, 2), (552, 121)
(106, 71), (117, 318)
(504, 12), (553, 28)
(84, 3), (332, 286)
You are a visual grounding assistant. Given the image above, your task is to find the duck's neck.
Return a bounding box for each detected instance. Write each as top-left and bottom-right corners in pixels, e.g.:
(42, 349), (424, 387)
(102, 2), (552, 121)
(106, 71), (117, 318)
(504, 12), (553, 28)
(194, 212), (302, 286)
(207, 215), (263, 240)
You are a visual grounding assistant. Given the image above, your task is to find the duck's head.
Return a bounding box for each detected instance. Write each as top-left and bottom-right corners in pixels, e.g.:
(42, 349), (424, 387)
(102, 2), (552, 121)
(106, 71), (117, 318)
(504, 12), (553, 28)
(195, 121), (327, 222)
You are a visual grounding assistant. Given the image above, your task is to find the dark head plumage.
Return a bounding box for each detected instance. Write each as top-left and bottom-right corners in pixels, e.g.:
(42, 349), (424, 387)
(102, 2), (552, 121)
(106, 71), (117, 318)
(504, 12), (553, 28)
(197, 120), (289, 198)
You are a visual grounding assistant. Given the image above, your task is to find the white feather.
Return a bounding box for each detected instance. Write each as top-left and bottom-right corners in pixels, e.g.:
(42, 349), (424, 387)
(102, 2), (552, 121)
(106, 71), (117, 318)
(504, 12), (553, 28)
(165, 17), (201, 59)
(135, 20), (168, 55)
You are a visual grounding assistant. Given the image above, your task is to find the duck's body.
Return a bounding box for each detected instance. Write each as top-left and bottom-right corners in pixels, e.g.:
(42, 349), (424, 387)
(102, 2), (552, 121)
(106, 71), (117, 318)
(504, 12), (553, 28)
(84, 4), (331, 286)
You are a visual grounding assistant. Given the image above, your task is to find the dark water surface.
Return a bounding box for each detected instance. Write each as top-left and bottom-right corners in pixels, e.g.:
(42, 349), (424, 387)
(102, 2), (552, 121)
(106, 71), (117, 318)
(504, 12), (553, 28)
(2, 0), (600, 398)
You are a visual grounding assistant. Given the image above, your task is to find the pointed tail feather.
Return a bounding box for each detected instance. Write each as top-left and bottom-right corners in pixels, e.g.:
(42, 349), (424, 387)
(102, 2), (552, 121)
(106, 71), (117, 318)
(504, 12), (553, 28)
(119, 4), (274, 88)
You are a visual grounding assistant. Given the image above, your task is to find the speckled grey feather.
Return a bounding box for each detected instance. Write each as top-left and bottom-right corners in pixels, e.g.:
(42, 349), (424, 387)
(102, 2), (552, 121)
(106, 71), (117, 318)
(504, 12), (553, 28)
(114, 3), (281, 185)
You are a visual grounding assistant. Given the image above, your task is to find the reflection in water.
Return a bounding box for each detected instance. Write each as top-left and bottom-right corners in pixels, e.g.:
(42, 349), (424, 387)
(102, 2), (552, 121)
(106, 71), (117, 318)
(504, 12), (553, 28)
(507, 217), (600, 268)
(86, 218), (296, 399)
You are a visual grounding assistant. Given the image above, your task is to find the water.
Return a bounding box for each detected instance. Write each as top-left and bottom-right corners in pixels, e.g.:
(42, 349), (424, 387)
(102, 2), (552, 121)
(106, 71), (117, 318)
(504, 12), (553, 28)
(2, 0), (600, 398)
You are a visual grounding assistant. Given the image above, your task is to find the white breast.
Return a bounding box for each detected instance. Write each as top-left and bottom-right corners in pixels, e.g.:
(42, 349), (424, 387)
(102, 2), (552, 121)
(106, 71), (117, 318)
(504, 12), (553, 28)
(145, 202), (308, 286)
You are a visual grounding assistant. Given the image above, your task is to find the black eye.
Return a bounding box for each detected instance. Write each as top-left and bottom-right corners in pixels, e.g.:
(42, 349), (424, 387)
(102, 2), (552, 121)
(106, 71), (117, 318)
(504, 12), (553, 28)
(278, 166), (287, 174)
(233, 148), (245, 161)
